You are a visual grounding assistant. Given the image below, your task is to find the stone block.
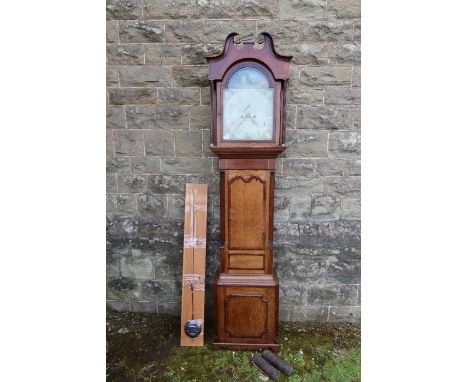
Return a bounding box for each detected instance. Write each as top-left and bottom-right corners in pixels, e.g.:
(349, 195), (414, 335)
(168, 194), (185, 219)
(200, 88), (210, 105)
(290, 195), (312, 222)
(315, 159), (345, 176)
(181, 43), (224, 64)
(107, 194), (137, 216)
(106, 300), (130, 312)
(108, 88), (158, 105)
(172, 65), (209, 87)
(276, 176), (325, 196)
(325, 176), (360, 196)
(189, 106), (210, 130)
(119, 20), (164, 43)
(175, 130), (202, 156)
(145, 44), (181, 65)
(117, 174), (147, 193)
(107, 130), (114, 155)
(344, 159), (360, 176)
(277, 42), (328, 65)
(127, 105), (189, 130)
(120, 256), (154, 279)
(161, 157), (212, 174)
(282, 159), (315, 175)
(202, 130), (215, 158)
(107, 66), (119, 87)
(143, 0), (203, 19)
(157, 302), (180, 315)
(147, 175), (187, 194)
(275, 255), (327, 282)
(204, 20), (256, 43)
(106, 44), (144, 65)
(279, 0), (326, 19)
(311, 194), (340, 220)
(287, 89), (323, 105)
(352, 65), (360, 88)
(329, 42), (361, 64)
(137, 192), (167, 217)
(107, 174), (117, 193)
(107, 156), (131, 174)
(326, 259), (361, 284)
(107, 252), (121, 277)
(113, 130), (144, 155)
(106, 20), (119, 43)
(328, 132), (361, 158)
(328, 306), (360, 323)
(288, 306), (329, 322)
(279, 283), (307, 305)
(324, 87), (360, 105)
(166, 20), (204, 42)
(342, 197), (360, 219)
(307, 284), (359, 305)
(158, 88), (200, 106)
(353, 106), (360, 130)
(284, 130), (328, 158)
(327, 0), (360, 19)
(107, 106), (126, 129)
(285, 105), (296, 129)
(300, 66), (352, 86)
(353, 22), (361, 41)
(118, 66), (172, 87)
(187, 173), (220, 195)
(257, 20), (301, 41)
(296, 105), (353, 130)
(129, 301), (158, 312)
(107, 277), (140, 300)
(274, 195), (290, 222)
(131, 157), (161, 174)
(106, 0), (142, 20)
(298, 220), (360, 250)
(300, 20), (353, 41)
(141, 280), (175, 299)
(144, 130), (175, 156)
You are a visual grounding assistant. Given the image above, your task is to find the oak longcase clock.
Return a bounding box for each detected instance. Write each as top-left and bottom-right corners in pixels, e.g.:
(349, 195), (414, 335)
(206, 32), (292, 352)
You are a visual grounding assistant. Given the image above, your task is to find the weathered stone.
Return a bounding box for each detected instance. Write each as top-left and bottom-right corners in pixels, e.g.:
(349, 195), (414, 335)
(315, 159), (345, 176)
(300, 20), (353, 41)
(288, 66), (300, 88)
(189, 106), (210, 129)
(141, 280), (174, 299)
(181, 43), (223, 64)
(107, 44), (144, 65)
(113, 130), (145, 155)
(344, 159), (360, 176)
(326, 259), (360, 284)
(175, 130), (202, 156)
(168, 194), (185, 219)
(284, 130), (328, 157)
(157, 302), (180, 315)
(144, 130), (175, 156)
(342, 197), (360, 219)
(353, 22), (360, 41)
(160, 157), (212, 174)
(279, 283), (307, 305)
(279, 0), (326, 19)
(296, 105), (353, 130)
(107, 300), (130, 311)
(187, 174), (220, 195)
(300, 66), (352, 86)
(328, 132), (361, 158)
(202, 130), (215, 158)
(126, 106), (189, 129)
(328, 306), (360, 323)
(166, 20), (204, 42)
(298, 220), (361, 250)
(325, 176), (360, 196)
(311, 194), (340, 220)
(129, 301), (158, 312)
(107, 66), (119, 87)
(274, 195), (290, 222)
(257, 20), (301, 41)
(107, 156), (131, 173)
(287, 89), (323, 105)
(130, 157), (160, 174)
(329, 43), (361, 64)
(148, 175), (187, 194)
(276, 176), (325, 196)
(143, 0), (204, 19)
(285, 105), (296, 129)
(327, 0), (360, 19)
(200, 88), (210, 105)
(204, 20), (256, 42)
(107, 194), (137, 215)
(353, 106), (360, 130)
(277, 42), (328, 65)
(117, 174), (147, 192)
(145, 44), (181, 65)
(307, 284), (359, 305)
(158, 88), (200, 106)
(107, 106), (126, 129)
(119, 20), (164, 42)
(290, 195), (311, 221)
(273, 222), (300, 245)
(120, 256), (154, 279)
(107, 130), (114, 155)
(107, 277), (140, 300)
(172, 65), (209, 87)
(106, 0), (142, 20)
(137, 192), (167, 217)
(276, 254), (327, 282)
(107, 20), (119, 43)
(352, 65), (360, 88)
(109, 88), (158, 105)
(107, 174), (117, 193)
(324, 87), (360, 105)
(282, 159), (315, 175)
(288, 306), (329, 322)
(118, 66), (172, 87)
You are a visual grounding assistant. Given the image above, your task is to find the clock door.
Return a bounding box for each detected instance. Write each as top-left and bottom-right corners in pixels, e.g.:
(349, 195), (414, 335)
(223, 170), (272, 274)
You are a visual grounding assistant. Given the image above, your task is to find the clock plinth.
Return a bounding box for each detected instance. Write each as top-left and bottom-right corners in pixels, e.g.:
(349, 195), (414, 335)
(206, 33), (291, 353)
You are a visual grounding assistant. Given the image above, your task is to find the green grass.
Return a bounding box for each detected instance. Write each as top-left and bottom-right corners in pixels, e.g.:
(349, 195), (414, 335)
(106, 310), (360, 381)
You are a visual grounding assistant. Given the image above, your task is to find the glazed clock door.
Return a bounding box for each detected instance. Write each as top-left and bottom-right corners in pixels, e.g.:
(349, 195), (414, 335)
(223, 170), (271, 274)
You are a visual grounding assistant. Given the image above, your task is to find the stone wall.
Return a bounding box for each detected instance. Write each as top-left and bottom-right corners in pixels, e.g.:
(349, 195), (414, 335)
(106, 0), (361, 322)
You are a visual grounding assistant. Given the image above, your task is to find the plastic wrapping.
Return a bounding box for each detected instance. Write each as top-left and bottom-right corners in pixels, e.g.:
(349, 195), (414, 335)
(183, 273), (205, 291)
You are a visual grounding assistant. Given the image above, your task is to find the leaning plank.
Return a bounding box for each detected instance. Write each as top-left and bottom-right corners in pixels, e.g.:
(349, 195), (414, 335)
(180, 183), (208, 346)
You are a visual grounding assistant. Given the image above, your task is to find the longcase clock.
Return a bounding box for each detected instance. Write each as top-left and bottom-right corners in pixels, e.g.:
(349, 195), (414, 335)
(206, 33), (292, 352)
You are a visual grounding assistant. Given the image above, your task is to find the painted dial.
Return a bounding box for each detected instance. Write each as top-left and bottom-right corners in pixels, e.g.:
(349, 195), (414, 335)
(222, 67), (274, 141)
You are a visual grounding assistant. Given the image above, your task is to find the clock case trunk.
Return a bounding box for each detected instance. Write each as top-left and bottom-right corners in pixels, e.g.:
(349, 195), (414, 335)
(206, 33), (292, 352)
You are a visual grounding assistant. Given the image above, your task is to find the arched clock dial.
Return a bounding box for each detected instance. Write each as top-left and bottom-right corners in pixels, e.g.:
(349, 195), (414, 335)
(222, 66), (274, 141)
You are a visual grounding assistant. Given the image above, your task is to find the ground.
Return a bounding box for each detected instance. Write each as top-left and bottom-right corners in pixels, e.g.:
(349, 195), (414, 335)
(107, 310), (360, 381)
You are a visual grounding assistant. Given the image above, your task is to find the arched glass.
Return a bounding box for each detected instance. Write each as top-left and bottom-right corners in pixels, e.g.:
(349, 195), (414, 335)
(222, 66), (274, 141)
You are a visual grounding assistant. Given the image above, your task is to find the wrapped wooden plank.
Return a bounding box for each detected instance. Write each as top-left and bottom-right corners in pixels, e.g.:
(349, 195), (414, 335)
(180, 183), (208, 346)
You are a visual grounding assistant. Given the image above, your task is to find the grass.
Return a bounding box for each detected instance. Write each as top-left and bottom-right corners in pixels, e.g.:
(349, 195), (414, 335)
(107, 310), (360, 381)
